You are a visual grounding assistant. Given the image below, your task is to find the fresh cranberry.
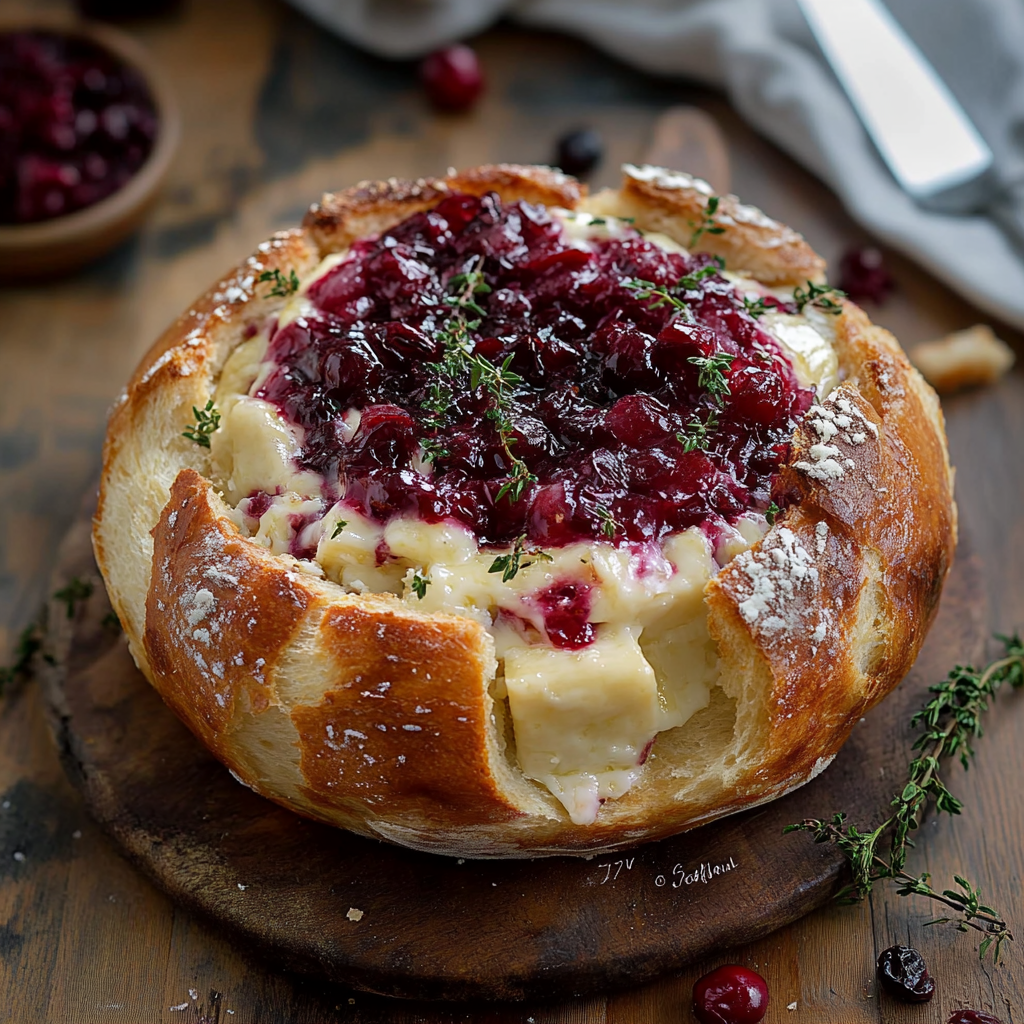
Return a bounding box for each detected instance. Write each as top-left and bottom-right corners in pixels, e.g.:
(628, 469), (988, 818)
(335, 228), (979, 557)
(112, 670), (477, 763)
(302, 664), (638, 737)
(692, 964), (768, 1024)
(419, 45), (484, 112)
(554, 128), (604, 177)
(876, 945), (935, 1003)
(838, 246), (893, 304)
(946, 1012), (1005, 1024)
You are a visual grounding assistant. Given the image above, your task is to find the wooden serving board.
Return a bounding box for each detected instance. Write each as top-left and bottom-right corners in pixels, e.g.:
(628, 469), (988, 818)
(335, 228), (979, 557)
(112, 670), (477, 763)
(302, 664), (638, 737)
(41, 505), (985, 1003)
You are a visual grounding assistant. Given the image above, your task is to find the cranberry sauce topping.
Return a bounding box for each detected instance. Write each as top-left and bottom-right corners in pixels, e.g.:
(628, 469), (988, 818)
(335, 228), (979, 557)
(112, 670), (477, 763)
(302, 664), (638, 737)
(0, 31), (158, 224)
(256, 192), (813, 549)
(533, 580), (595, 650)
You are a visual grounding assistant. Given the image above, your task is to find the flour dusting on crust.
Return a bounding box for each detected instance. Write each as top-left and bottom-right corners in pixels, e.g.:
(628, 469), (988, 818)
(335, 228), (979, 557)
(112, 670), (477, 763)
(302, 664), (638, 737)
(794, 387), (879, 484)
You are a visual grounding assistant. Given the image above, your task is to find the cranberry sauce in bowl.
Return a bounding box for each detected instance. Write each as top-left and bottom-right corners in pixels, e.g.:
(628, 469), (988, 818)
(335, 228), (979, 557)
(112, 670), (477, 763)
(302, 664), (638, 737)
(255, 192), (814, 548)
(0, 29), (158, 224)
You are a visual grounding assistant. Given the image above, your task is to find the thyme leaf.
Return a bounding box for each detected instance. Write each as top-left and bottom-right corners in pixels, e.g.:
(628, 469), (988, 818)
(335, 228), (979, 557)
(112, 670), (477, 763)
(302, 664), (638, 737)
(743, 294), (770, 319)
(687, 352), (735, 405)
(182, 400), (221, 448)
(623, 277), (689, 315)
(678, 259), (725, 291)
(765, 501), (781, 526)
(0, 623), (42, 694)
(688, 194), (727, 248)
(676, 409), (719, 453)
(488, 534), (553, 583)
(409, 571), (430, 600)
(258, 268), (300, 298)
(596, 504), (623, 540)
(54, 577), (93, 619)
(793, 281), (845, 315)
(421, 260), (535, 502)
(786, 634), (1024, 962)
(330, 519), (348, 540)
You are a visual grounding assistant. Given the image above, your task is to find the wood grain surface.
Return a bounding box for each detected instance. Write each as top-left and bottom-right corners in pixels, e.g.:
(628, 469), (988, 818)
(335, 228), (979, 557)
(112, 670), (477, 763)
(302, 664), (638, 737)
(1, 0), (1023, 1021)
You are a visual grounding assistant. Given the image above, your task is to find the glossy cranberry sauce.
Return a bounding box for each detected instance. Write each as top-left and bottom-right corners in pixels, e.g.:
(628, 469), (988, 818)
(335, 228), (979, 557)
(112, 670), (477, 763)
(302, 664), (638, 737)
(0, 30), (158, 224)
(256, 192), (813, 549)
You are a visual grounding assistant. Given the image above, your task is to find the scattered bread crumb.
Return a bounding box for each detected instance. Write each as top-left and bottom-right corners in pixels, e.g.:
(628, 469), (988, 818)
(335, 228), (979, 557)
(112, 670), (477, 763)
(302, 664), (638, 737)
(346, 907), (364, 922)
(910, 324), (1015, 394)
(788, 1001), (798, 1011)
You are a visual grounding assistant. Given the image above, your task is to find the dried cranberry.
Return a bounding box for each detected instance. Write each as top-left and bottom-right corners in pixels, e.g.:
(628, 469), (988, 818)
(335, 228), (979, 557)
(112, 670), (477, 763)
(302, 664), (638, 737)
(419, 45), (484, 112)
(838, 246), (893, 304)
(692, 964), (769, 1024)
(946, 1012), (1005, 1024)
(554, 128), (604, 177)
(876, 945), (935, 1003)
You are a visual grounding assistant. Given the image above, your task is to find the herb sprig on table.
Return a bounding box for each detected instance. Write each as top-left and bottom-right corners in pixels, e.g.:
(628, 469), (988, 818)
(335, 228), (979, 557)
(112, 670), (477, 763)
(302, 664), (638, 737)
(787, 634), (1024, 962)
(0, 623), (42, 695)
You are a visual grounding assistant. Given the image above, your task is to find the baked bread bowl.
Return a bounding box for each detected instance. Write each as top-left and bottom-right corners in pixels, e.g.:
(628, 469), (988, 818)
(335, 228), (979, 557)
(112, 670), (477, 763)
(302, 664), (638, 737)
(94, 164), (955, 858)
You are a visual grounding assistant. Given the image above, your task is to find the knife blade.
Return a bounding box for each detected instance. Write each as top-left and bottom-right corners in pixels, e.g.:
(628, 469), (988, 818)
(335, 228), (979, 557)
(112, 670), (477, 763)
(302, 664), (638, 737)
(797, 0), (995, 213)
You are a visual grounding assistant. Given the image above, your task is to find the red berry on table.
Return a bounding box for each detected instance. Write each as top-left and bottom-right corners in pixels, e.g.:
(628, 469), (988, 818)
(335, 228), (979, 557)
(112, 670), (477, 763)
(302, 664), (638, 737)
(838, 245), (894, 303)
(419, 45), (484, 112)
(947, 1013), (1005, 1024)
(692, 964), (769, 1024)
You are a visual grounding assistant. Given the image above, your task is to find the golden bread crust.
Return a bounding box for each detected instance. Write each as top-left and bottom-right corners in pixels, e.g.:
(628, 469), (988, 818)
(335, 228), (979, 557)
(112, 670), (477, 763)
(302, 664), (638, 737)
(94, 164), (955, 857)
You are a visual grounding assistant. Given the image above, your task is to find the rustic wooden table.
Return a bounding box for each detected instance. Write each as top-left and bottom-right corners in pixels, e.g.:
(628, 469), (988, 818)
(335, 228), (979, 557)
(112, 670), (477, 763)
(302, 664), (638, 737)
(1, 2), (1022, 1021)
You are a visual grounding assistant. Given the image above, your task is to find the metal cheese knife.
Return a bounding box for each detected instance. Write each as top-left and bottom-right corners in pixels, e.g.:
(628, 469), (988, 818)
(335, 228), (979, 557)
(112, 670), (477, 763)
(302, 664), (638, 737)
(796, 0), (1024, 247)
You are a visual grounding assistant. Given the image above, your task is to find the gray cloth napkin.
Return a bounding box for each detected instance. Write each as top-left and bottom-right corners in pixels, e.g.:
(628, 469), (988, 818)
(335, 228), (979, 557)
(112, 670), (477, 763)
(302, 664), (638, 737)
(289, 0), (1024, 329)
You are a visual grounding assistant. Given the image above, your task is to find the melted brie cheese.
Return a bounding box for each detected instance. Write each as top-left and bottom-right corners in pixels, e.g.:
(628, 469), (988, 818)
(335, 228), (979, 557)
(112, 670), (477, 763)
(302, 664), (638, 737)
(207, 214), (840, 824)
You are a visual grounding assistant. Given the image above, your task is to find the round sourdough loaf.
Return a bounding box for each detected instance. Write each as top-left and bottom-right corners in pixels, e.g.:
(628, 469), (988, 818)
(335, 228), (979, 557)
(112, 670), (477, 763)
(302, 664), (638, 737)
(93, 164), (956, 858)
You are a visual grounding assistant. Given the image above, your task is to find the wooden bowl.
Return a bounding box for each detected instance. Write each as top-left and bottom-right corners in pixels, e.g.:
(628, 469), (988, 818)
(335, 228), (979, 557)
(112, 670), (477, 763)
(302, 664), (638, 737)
(0, 16), (181, 280)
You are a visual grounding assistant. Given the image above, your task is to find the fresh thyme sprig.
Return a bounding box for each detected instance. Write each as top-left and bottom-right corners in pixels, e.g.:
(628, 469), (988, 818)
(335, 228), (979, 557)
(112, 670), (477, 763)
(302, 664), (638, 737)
(687, 352), (735, 405)
(258, 268), (300, 298)
(678, 260), (724, 291)
(421, 261), (536, 503)
(623, 277), (690, 315)
(689, 195), (726, 248)
(786, 634), (1024, 962)
(0, 623), (42, 695)
(743, 294), (770, 319)
(676, 409), (719, 453)
(764, 500), (781, 526)
(54, 577), (93, 619)
(409, 571), (430, 600)
(330, 519), (348, 540)
(596, 504), (623, 540)
(793, 281), (845, 315)
(183, 400), (221, 448)
(488, 534), (553, 583)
